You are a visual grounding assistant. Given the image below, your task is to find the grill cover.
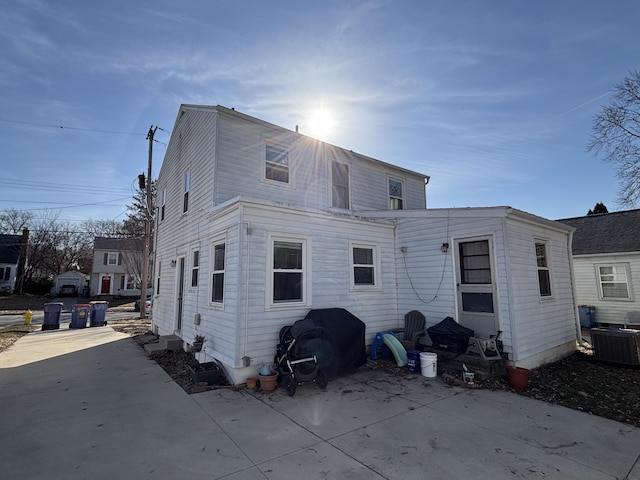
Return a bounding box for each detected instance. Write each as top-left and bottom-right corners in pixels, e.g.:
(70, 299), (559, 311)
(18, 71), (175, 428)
(303, 308), (367, 379)
(427, 316), (474, 352)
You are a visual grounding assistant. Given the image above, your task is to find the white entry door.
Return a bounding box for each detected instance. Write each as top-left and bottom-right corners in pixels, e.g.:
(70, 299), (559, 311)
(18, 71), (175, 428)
(455, 238), (498, 338)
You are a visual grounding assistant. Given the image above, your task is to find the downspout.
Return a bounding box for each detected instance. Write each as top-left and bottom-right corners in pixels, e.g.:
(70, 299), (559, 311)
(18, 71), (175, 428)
(502, 213), (519, 363)
(567, 229), (583, 346)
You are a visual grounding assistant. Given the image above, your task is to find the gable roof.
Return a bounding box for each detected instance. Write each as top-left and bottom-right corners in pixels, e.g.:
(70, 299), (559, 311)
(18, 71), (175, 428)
(94, 237), (141, 251)
(0, 234), (22, 264)
(557, 209), (640, 255)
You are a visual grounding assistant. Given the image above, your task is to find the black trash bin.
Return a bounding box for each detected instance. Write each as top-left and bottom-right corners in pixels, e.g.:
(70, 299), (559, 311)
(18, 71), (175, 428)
(70, 304), (91, 329)
(42, 302), (64, 331)
(90, 301), (109, 327)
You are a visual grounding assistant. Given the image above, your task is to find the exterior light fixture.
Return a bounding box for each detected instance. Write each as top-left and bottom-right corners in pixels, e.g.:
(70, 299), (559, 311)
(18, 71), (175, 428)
(441, 242), (449, 253)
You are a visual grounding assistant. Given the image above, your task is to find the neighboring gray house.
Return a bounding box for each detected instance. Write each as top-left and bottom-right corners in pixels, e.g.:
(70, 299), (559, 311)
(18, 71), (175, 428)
(559, 209), (640, 327)
(91, 237), (144, 297)
(152, 104), (578, 384)
(0, 233), (23, 294)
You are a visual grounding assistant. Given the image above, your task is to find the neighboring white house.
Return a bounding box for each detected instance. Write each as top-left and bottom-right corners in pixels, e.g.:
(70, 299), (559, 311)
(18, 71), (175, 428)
(152, 104), (578, 384)
(91, 237), (144, 298)
(53, 270), (89, 296)
(0, 233), (25, 294)
(559, 209), (640, 327)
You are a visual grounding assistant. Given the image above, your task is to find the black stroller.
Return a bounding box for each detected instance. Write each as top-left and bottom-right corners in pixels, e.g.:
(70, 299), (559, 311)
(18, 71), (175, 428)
(274, 318), (328, 396)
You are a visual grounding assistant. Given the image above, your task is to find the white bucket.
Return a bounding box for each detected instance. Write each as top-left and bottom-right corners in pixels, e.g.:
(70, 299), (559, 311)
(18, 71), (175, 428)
(420, 352), (437, 378)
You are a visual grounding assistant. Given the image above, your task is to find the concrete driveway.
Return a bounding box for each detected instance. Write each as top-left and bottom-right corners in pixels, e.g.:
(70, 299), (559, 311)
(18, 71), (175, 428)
(1, 327), (639, 479)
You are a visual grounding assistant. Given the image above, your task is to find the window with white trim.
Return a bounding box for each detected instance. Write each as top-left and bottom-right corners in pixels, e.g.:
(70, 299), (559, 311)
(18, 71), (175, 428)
(183, 169), (190, 213)
(211, 242), (225, 303)
(126, 275), (140, 290)
(265, 144), (289, 183)
(350, 242), (379, 289)
(597, 264), (632, 300)
(535, 241), (552, 297)
(389, 177), (404, 210)
(104, 252), (119, 265)
(156, 261), (161, 294)
(331, 161), (349, 209)
(191, 250), (199, 287)
(269, 236), (308, 305)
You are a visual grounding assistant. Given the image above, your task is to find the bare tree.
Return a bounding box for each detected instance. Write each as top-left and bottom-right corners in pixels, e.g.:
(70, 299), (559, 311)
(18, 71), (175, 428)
(589, 70), (640, 208)
(0, 208), (33, 234)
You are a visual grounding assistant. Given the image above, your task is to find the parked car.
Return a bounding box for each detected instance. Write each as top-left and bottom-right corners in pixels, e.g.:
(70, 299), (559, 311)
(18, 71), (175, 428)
(134, 297), (152, 313)
(59, 284), (78, 296)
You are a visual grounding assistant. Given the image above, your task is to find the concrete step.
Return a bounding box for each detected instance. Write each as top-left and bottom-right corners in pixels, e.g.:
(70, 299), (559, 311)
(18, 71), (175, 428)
(159, 334), (183, 352)
(144, 342), (167, 355)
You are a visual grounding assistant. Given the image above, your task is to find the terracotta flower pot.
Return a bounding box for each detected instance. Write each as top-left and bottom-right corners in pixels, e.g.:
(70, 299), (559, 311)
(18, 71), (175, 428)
(506, 366), (529, 391)
(258, 372), (278, 392)
(246, 377), (257, 389)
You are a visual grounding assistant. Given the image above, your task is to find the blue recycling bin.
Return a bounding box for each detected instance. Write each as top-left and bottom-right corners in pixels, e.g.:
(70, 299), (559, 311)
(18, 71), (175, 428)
(90, 301), (109, 327)
(42, 302), (64, 331)
(70, 304), (91, 329)
(578, 305), (596, 328)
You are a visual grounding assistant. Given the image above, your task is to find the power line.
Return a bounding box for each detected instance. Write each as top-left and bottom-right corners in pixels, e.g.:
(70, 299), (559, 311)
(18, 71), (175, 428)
(0, 118), (147, 136)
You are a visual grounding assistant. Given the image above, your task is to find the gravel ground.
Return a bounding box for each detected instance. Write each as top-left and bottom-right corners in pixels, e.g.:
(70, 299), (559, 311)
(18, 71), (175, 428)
(1, 316), (638, 428)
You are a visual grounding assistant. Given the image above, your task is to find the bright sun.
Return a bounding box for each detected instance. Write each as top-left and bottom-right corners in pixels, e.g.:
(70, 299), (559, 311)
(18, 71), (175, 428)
(309, 109), (334, 138)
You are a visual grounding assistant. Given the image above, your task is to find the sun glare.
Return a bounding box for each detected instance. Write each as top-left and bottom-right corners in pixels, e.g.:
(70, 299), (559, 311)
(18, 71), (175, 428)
(309, 109), (334, 138)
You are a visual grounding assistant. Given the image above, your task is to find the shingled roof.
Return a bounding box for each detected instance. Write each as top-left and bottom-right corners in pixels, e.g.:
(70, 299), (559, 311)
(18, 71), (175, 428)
(94, 237), (141, 251)
(557, 209), (640, 255)
(0, 234), (21, 264)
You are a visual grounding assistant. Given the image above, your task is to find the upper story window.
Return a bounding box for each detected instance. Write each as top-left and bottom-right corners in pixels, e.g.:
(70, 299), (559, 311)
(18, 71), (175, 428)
(332, 161), (350, 209)
(103, 252), (120, 266)
(265, 145), (289, 183)
(191, 250), (199, 287)
(161, 187), (167, 221)
(389, 177), (404, 210)
(183, 170), (190, 213)
(535, 241), (552, 297)
(597, 264), (632, 300)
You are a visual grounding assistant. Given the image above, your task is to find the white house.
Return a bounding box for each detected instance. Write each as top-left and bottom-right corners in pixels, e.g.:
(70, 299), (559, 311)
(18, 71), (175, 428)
(0, 232), (25, 294)
(152, 104), (578, 384)
(91, 237), (144, 298)
(53, 270), (89, 296)
(559, 209), (640, 328)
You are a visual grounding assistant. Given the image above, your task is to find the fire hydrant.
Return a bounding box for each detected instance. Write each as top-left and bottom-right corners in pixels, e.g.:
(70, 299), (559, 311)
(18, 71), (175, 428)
(23, 309), (33, 325)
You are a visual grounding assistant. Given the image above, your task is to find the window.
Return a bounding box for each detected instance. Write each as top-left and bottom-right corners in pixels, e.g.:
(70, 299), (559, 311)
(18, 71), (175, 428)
(597, 264), (631, 300)
(389, 178), (404, 210)
(265, 145), (289, 183)
(104, 252), (119, 266)
(156, 261), (161, 294)
(183, 169), (190, 213)
(459, 241), (491, 284)
(270, 238), (306, 304)
(161, 187), (166, 221)
(350, 243), (378, 288)
(0, 267), (9, 280)
(126, 275), (140, 290)
(191, 250), (199, 287)
(535, 242), (552, 297)
(211, 243), (225, 303)
(332, 161), (349, 209)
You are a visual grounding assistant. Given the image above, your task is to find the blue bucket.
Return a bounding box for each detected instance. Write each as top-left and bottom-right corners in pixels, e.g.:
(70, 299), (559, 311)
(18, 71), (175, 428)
(407, 350), (421, 373)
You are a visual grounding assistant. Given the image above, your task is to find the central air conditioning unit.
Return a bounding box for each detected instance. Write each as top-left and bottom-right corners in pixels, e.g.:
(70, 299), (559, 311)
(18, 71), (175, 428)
(590, 328), (640, 366)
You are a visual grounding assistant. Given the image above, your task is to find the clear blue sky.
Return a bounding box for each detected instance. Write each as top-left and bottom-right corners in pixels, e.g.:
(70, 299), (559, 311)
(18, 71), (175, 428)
(1, 0), (638, 224)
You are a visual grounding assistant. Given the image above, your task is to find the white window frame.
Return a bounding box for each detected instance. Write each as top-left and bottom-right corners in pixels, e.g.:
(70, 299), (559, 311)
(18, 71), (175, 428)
(596, 263), (633, 301)
(107, 252), (119, 265)
(349, 241), (381, 291)
(331, 160), (350, 209)
(266, 233), (311, 308)
(125, 275), (140, 290)
(388, 175), (405, 210)
(190, 248), (200, 288)
(210, 238), (226, 306)
(535, 240), (553, 299)
(183, 169), (191, 214)
(262, 141), (292, 186)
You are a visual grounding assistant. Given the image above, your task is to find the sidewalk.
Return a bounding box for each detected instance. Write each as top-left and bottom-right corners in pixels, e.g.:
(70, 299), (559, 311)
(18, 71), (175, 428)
(1, 327), (639, 479)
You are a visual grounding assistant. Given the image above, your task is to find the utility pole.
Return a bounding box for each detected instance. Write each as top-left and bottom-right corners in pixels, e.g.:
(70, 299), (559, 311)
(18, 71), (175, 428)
(140, 125), (157, 319)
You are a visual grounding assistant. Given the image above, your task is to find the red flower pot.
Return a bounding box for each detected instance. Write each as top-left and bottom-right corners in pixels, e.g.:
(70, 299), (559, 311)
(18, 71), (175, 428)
(506, 366), (529, 391)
